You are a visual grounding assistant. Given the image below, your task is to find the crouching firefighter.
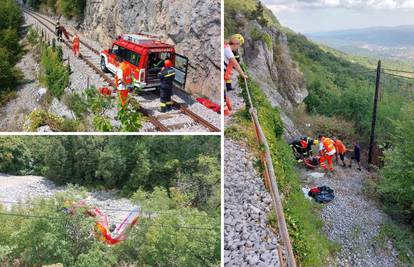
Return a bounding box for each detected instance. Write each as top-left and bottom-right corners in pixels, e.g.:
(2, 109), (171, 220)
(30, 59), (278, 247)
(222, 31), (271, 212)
(158, 59), (175, 112)
(290, 137), (318, 162)
(115, 60), (133, 107)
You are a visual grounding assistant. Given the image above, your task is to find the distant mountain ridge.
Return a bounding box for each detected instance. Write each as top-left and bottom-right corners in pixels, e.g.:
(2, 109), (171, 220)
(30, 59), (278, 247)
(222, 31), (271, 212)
(307, 25), (414, 47)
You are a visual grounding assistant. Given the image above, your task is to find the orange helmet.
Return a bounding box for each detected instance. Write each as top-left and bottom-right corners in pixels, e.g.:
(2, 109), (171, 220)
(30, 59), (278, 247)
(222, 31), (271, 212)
(164, 59), (173, 68)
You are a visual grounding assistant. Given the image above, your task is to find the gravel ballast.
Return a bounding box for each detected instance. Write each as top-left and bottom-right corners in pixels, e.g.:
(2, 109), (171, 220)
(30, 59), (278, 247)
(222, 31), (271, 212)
(299, 166), (402, 267)
(224, 139), (281, 267)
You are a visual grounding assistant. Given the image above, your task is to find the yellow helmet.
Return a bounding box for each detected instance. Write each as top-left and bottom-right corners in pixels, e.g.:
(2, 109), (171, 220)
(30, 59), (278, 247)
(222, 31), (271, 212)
(231, 33), (245, 45)
(313, 140), (319, 146)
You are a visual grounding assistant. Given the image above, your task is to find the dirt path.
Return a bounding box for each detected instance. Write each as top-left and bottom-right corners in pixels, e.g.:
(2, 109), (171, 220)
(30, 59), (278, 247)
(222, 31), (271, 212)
(0, 173), (137, 226)
(299, 165), (402, 267)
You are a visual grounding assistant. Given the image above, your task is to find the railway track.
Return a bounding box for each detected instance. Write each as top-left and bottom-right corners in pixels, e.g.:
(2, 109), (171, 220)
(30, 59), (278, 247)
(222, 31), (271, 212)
(23, 8), (220, 132)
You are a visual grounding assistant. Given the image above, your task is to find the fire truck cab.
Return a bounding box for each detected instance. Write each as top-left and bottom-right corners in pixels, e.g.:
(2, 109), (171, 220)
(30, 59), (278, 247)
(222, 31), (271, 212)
(100, 33), (189, 92)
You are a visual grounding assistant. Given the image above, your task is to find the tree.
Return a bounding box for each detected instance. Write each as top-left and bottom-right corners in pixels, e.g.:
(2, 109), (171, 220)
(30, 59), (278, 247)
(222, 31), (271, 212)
(250, 1), (268, 27)
(42, 139), (67, 184)
(379, 102), (414, 223)
(0, 137), (31, 174)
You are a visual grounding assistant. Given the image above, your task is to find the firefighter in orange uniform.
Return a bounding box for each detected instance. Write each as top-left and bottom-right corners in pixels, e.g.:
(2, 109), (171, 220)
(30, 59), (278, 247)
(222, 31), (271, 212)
(224, 34), (248, 115)
(115, 60), (133, 106)
(72, 33), (80, 57)
(318, 135), (337, 173)
(333, 136), (347, 167)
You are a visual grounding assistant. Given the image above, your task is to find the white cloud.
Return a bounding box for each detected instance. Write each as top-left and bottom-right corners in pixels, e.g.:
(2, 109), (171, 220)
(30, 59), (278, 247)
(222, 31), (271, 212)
(263, 0), (414, 10)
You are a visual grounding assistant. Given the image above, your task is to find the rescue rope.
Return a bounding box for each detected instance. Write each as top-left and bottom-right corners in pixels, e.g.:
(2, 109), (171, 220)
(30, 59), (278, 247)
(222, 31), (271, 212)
(243, 77), (297, 267)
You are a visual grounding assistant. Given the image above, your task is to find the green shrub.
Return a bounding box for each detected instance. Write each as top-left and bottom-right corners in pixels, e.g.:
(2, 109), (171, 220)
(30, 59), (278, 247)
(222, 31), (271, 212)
(250, 27), (272, 49)
(64, 93), (89, 119)
(27, 27), (40, 46)
(0, 0), (23, 92)
(40, 45), (70, 98)
(26, 108), (80, 132)
(379, 102), (414, 223)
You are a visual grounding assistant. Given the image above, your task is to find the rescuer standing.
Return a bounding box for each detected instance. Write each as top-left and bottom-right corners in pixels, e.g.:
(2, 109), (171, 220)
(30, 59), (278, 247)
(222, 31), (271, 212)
(115, 60), (133, 107)
(224, 34), (248, 115)
(158, 59), (176, 113)
(55, 22), (63, 42)
(72, 33), (80, 57)
(318, 135), (337, 174)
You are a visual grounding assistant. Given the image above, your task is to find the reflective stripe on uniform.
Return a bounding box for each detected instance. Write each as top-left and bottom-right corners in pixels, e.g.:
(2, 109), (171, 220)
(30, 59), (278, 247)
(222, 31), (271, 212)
(164, 72), (176, 77)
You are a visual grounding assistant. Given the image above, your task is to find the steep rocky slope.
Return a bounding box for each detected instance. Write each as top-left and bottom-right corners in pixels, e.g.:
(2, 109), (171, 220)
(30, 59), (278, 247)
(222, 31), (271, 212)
(80, 0), (220, 102)
(227, 10), (307, 140)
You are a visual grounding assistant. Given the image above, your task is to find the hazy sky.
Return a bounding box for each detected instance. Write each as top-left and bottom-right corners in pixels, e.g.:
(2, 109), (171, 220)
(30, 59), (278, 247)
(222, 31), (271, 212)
(263, 0), (414, 33)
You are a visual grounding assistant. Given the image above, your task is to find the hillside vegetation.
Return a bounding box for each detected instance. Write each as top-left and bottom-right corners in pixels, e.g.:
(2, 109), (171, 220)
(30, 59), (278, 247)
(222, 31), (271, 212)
(27, 0), (86, 19)
(0, 0), (24, 104)
(0, 136), (221, 266)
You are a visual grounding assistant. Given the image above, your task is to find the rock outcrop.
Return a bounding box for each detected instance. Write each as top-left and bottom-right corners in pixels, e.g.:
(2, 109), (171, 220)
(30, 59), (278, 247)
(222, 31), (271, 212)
(82, 0), (221, 102)
(231, 13), (307, 139)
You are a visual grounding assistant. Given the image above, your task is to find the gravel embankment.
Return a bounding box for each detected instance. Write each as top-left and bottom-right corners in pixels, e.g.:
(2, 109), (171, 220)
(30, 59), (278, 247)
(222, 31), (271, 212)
(299, 166), (402, 267)
(224, 73), (281, 266)
(0, 173), (137, 225)
(0, 35), (41, 131)
(224, 140), (281, 267)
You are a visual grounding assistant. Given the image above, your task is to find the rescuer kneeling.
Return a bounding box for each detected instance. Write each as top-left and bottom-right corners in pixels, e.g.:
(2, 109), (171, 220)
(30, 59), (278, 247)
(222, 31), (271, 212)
(158, 59), (176, 113)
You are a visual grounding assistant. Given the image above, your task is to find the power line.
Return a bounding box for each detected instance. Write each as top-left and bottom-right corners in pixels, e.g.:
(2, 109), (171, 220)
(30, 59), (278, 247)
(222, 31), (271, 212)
(383, 68), (414, 75)
(382, 71), (414, 81)
(0, 212), (218, 231)
(0, 200), (212, 218)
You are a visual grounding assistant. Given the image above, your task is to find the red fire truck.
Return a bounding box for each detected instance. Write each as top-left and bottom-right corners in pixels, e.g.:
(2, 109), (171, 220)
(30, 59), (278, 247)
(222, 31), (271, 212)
(100, 33), (188, 92)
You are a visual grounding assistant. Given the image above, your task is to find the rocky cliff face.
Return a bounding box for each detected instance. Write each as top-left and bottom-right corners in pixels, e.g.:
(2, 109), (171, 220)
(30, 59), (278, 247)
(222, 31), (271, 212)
(232, 13), (308, 139)
(82, 0), (220, 102)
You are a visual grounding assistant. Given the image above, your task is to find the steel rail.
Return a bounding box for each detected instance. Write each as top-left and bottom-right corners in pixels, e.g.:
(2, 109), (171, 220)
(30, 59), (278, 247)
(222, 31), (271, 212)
(243, 78), (297, 267)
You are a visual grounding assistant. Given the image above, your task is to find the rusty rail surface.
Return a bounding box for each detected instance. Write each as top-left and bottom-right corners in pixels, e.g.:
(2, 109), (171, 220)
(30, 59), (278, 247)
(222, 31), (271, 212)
(243, 78), (297, 267)
(24, 9), (170, 132)
(25, 8), (219, 132)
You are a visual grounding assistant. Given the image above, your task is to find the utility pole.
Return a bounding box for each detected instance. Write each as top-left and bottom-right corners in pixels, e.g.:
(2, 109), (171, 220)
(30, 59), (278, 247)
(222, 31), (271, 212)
(368, 60), (381, 165)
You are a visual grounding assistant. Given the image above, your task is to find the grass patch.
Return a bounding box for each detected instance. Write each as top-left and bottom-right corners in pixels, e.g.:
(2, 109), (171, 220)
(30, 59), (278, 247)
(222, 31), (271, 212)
(380, 223), (414, 264)
(0, 90), (17, 107)
(250, 27), (272, 49)
(25, 108), (82, 132)
(289, 103), (358, 141)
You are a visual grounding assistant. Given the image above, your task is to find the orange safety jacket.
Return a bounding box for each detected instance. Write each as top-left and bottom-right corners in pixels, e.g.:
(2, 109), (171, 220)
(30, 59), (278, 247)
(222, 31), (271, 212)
(115, 62), (132, 87)
(321, 137), (336, 156)
(73, 35), (80, 47)
(224, 44), (235, 81)
(334, 140), (347, 154)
